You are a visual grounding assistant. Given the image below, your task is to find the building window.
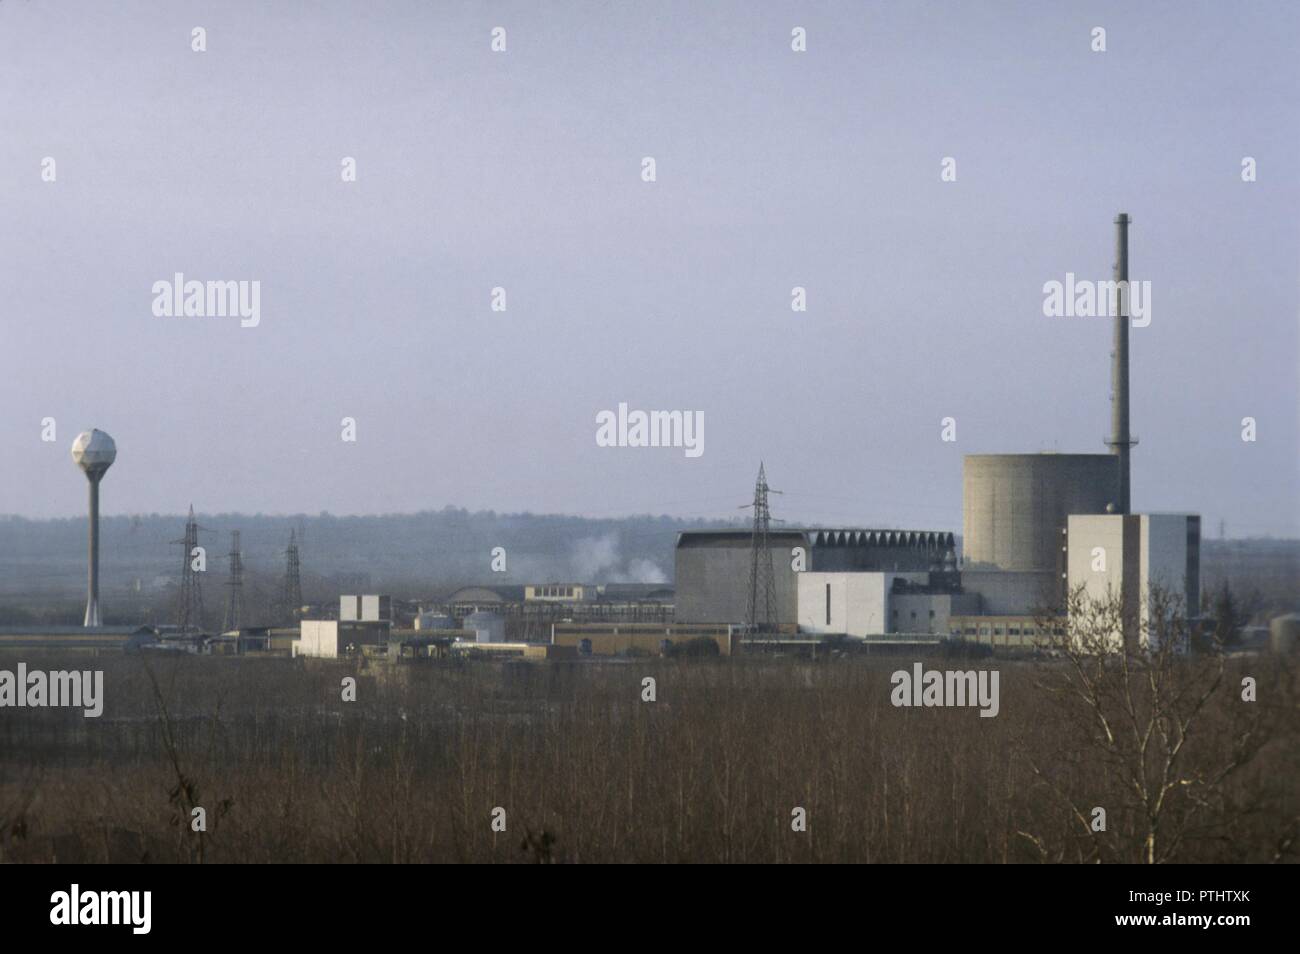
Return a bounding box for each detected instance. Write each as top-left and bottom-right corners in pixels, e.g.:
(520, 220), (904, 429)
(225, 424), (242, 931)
(825, 583), (831, 626)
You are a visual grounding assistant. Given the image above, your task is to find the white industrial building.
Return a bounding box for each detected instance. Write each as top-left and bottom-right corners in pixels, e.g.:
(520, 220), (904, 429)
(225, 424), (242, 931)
(294, 619), (391, 658)
(295, 620), (343, 658)
(340, 594), (392, 622)
(1066, 513), (1201, 650)
(797, 571), (977, 637)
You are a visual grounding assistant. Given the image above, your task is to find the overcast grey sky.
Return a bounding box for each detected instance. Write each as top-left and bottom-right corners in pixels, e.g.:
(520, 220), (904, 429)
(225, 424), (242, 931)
(2, 1), (1297, 536)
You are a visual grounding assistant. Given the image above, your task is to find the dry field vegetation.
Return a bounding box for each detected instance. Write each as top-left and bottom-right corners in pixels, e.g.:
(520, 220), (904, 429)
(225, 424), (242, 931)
(0, 646), (1295, 864)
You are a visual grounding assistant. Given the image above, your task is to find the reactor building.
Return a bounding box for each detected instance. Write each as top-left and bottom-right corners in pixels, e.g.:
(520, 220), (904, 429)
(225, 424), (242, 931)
(960, 453), (1119, 615)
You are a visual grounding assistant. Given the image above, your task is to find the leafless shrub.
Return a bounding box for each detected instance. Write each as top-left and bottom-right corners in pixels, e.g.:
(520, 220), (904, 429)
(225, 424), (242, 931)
(1019, 586), (1288, 863)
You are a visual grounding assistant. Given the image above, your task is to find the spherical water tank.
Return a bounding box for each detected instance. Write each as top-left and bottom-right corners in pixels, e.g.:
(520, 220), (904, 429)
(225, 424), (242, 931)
(71, 429), (116, 477)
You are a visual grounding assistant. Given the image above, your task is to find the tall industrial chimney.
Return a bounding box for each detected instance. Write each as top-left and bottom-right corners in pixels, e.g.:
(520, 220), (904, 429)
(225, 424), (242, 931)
(71, 429), (116, 627)
(1108, 213), (1133, 513)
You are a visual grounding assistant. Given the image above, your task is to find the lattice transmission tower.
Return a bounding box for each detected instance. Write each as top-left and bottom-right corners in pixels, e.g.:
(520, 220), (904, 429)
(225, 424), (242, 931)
(279, 529), (303, 625)
(223, 530), (244, 632)
(173, 504), (207, 633)
(744, 463), (782, 634)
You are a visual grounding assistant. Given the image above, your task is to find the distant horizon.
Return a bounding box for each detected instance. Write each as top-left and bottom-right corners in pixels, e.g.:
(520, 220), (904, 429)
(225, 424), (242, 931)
(1, 506), (1295, 544)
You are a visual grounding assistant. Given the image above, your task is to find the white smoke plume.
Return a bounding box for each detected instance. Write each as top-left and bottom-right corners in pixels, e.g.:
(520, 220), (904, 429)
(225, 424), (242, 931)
(569, 533), (667, 583)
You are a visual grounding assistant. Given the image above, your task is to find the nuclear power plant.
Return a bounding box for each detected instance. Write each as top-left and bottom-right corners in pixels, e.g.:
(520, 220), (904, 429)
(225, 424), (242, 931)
(31, 215), (1211, 657)
(70, 428), (116, 628)
(673, 213), (1202, 651)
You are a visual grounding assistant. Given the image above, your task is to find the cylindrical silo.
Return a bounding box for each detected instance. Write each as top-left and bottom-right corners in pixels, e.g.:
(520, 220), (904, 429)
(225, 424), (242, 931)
(962, 454), (1120, 572)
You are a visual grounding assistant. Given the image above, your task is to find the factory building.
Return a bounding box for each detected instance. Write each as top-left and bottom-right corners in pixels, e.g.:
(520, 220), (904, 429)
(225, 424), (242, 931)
(208, 626), (300, 656)
(294, 619), (390, 658)
(0, 625), (157, 655)
(796, 571), (980, 638)
(948, 615), (1066, 648)
(797, 572), (917, 636)
(675, 529), (955, 625)
(552, 621), (736, 656)
(1066, 513), (1201, 650)
(429, 583), (672, 641)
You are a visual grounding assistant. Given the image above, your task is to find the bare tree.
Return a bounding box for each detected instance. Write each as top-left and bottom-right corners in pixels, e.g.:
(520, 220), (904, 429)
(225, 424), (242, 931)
(1023, 585), (1272, 863)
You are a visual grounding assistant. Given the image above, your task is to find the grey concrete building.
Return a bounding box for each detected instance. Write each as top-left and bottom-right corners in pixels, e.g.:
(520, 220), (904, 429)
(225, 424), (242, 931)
(674, 528), (955, 625)
(960, 569), (1059, 615)
(890, 589), (982, 635)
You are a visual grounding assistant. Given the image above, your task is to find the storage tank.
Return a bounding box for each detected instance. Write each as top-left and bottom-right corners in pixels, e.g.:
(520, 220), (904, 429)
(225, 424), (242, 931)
(464, 611), (506, 644)
(963, 454), (1119, 572)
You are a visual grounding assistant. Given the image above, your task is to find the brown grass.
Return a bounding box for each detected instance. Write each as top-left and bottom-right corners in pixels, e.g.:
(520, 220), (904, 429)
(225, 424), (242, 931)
(0, 650), (1294, 863)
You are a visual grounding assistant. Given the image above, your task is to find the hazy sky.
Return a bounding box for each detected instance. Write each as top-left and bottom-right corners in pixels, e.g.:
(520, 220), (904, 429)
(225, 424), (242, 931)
(2, 1), (1297, 536)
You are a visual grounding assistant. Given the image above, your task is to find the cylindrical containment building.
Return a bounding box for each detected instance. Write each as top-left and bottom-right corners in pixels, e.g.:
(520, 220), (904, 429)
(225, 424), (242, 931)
(963, 453), (1119, 572)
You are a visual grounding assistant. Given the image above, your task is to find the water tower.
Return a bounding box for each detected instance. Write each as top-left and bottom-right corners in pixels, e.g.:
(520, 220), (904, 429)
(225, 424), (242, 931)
(71, 429), (116, 627)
